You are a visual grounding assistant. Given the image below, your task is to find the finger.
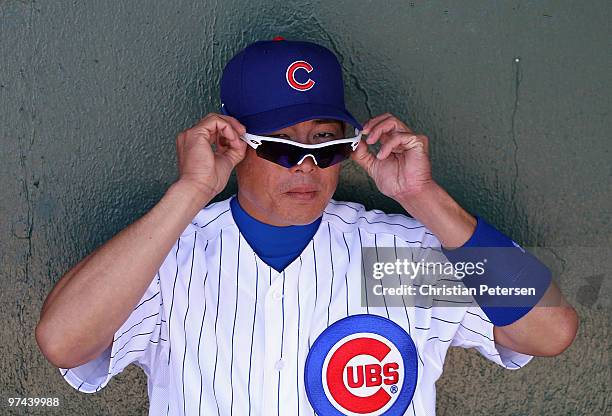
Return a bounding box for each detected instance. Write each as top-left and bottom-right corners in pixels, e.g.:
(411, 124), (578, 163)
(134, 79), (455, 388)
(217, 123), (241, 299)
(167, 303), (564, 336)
(216, 114), (247, 136)
(366, 117), (413, 145)
(215, 121), (242, 143)
(398, 134), (429, 157)
(377, 133), (421, 160)
(420, 135), (430, 156)
(210, 115), (243, 143)
(220, 136), (248, 167)
(218, 126), (246, 151)
(362, 113), (394, 134)
(366, 117), (412, 144)
(197, 116), (242, 145)
(188, 114), (238, 144)
(349, 139), (377, 176)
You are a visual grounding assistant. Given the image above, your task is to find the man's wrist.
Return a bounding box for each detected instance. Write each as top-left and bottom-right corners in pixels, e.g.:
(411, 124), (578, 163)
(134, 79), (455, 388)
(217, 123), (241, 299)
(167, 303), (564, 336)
(168, 180), (216, 213)
(394, 180), (440, 207)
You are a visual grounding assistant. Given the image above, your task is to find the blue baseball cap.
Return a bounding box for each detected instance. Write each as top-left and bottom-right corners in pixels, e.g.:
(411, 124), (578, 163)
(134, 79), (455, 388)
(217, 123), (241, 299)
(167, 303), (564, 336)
(220, 37), (362, 135)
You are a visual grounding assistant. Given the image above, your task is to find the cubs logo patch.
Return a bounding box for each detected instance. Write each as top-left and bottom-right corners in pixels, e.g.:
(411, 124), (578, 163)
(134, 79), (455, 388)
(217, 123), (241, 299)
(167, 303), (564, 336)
(305, 314), (418, 416)
(286, 60), (315, 91)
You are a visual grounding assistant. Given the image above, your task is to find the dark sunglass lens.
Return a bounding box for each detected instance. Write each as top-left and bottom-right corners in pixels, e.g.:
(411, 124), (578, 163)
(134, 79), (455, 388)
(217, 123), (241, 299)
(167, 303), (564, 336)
(256, 141), (354, 169)
(328, 152), (349, 167)
(256, 142), (302, 168)
(315, 143), (352, 168)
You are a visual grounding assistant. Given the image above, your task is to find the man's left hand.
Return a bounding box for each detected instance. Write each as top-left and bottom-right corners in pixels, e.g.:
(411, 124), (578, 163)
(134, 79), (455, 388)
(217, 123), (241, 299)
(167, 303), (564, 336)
(351, 113), (434, 199)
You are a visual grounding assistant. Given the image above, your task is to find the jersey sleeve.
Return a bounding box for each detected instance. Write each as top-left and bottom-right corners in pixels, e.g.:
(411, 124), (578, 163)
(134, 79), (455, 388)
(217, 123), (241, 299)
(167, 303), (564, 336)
(419, 228), (533, 370)
(450, 305), (533, 369)
(58, 273), (165, 393)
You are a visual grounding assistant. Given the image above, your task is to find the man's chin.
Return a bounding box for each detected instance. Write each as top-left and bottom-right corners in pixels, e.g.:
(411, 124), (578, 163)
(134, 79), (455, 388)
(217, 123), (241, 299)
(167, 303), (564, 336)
(281, 205), (325, 225)
(277, 192), (329, 223)
(288, 215), (323, 226)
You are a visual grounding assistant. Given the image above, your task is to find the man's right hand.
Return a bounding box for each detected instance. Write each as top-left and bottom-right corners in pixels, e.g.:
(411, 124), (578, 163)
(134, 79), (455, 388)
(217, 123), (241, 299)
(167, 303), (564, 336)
(176, 113), (247, 199)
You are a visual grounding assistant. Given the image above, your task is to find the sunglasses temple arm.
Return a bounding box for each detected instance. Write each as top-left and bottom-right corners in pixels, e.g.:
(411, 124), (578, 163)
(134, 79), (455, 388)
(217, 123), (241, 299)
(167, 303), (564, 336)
(350, 130), (362, 151)
(240, 134), (262, 149)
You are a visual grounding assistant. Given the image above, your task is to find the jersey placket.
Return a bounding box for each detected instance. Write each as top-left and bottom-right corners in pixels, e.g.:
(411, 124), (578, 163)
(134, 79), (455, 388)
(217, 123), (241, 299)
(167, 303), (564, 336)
(261, 257), (303, 413)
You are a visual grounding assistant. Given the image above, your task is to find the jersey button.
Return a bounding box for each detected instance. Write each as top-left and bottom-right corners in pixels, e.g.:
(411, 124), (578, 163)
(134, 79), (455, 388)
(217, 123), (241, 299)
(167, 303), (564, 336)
(273, 290), (283, 300)
(274, 358), (285, 370)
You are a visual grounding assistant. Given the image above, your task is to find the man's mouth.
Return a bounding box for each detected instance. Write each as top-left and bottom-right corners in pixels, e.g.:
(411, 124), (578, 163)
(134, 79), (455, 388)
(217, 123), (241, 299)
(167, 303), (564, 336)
(284, 186), (319, 200)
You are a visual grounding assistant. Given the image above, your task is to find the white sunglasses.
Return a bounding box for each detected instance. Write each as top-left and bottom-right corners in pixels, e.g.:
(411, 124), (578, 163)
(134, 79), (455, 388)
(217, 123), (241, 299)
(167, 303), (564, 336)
(240, 129), (362, 168)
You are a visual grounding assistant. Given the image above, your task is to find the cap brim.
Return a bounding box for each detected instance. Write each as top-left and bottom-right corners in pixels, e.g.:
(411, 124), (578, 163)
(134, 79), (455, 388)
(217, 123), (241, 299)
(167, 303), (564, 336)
(237, 103), (363, 135)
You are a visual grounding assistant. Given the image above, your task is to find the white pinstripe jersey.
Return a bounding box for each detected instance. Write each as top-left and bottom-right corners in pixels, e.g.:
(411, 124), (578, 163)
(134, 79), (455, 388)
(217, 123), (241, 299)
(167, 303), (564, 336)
(59, 195), (532, 415)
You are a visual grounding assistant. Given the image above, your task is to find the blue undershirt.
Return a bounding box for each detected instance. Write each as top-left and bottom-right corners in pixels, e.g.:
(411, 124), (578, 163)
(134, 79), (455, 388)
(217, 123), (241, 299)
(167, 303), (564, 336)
(230, 195), (322, 272)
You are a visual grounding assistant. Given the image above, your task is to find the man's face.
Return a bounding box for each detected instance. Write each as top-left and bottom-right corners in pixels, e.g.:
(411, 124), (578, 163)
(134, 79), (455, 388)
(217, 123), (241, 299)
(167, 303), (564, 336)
(235, 118), (346, 226)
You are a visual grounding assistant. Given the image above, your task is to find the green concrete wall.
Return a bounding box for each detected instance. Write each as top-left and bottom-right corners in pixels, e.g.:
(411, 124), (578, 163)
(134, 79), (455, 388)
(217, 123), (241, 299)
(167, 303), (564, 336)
(1, 1), (609, 414)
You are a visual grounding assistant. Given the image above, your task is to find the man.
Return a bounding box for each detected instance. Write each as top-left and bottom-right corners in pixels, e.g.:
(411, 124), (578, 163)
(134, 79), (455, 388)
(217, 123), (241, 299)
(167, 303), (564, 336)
(36, 38), (578, 415)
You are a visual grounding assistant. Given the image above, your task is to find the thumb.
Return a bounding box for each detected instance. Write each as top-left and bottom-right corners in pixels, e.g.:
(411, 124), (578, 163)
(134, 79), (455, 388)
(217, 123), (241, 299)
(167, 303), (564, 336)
(350, 140), (377, 176)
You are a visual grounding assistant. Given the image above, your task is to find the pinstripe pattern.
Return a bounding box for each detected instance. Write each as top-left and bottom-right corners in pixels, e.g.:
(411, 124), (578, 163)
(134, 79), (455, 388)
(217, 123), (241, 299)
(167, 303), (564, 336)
(167, 238), (181, 366)
(197, 254), (210, 416)
(326, 223), (334, 326)
(357, 228), (369, 314)
(212, 229), (223, 416)
(181, 233), (199, 415)
(247, 252), (258, 416)
(374, 233), (390, 319)
(342, 233), (350, 317)
(230, 235), (240, 415)
(58, 196), (533, 415)
(277, 271), (286, 416)
(296, 256), (303, 416)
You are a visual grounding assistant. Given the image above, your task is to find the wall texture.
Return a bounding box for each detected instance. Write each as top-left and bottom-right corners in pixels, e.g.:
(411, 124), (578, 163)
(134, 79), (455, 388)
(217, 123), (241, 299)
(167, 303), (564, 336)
(1, 0), (610, 415)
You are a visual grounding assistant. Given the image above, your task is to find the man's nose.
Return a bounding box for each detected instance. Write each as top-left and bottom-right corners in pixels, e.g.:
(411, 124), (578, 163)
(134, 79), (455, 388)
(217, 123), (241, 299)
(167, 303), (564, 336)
(291, 154), (317, 173)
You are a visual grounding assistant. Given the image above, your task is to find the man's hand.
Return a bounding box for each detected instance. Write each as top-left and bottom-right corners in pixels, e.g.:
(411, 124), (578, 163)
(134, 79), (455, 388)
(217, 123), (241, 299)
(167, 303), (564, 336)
(176, 113), (247, 199)
(351, 113), (433, 199)
(351, 112), (475, 248)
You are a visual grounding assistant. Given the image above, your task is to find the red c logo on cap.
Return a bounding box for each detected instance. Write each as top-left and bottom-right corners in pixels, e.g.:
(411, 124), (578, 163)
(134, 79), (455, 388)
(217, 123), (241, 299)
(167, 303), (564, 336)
(286, 60), (315, 91)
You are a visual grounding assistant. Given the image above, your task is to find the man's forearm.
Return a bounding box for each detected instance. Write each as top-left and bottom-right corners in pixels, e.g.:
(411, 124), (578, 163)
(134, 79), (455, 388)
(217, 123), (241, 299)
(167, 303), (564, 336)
(395, 182), (578, 355)
(395, 182), (477, 249)
(492, 282), (578, 356)
(36, 180), (213, 369)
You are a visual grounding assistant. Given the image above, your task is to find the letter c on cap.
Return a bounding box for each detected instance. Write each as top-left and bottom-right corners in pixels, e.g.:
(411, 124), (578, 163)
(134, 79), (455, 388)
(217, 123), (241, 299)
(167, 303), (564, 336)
(286, 60), (315, 91)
